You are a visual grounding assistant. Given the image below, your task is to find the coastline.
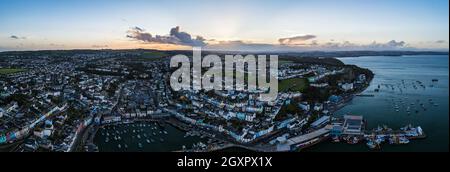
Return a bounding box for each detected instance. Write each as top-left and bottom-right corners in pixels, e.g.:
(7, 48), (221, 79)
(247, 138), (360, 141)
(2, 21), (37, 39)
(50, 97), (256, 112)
(83, 61), (375, 152)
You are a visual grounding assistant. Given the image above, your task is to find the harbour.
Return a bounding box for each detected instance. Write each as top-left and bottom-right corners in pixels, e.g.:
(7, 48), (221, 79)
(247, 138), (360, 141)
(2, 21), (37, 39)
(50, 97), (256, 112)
(307, 55), (449, 152)
(92, 120), (207, 152)
(89, 55), (448, 152)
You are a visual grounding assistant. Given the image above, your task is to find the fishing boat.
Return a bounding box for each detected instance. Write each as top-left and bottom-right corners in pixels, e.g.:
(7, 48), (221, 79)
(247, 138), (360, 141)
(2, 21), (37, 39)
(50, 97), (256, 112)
(331, 136), (340, 143)
(138, 143), (143, 148)
(146, 139), (150, 143)
(400, 124), (413, 131)
(375, 136), (385, 144)
(374, 125), (383, 132)
(160, 138), (164, 142)
(118, 144), (122, 149)
(366, 141), (380, 150)
(163, 131), (168, 134)
(137, 134), (141, 139)
(346, 136), (359, 144)
(105, 137), (109, 143)
(398, 137), (410, 144)
(388, 136), (397, 144)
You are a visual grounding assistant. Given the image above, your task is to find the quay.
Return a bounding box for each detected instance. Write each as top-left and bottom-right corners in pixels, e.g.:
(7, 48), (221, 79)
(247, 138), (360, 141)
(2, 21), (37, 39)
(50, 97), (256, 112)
(355, 94), (375, 97)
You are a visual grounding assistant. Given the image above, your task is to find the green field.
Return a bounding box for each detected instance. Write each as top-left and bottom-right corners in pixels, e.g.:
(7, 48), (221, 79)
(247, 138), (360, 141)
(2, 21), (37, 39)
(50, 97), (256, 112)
(278, 60), (294, 65)
(143, 51), (167, 58)
(279, 78), (309, 92)
(0, 68), (26, 75)
(128, 51), (168, 62)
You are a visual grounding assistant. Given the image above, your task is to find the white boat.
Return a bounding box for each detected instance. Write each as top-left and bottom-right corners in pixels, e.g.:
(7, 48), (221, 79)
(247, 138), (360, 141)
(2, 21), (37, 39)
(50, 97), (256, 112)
(399, 137), (410, 144)
(137, 134), (141, 139)
(366, 141), (378, 149)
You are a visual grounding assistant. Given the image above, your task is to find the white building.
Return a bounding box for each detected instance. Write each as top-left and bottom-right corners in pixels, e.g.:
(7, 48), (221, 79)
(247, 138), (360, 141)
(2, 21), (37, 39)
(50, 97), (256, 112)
(341, 83), (354, 91)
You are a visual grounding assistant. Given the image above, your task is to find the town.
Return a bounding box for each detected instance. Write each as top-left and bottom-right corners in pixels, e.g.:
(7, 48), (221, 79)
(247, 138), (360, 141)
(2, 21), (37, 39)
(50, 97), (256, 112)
(0, 49), (426, 152)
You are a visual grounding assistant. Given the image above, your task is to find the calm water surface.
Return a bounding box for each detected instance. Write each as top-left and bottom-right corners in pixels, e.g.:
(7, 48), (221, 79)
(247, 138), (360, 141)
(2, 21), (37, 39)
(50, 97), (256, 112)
(308, 55), (449, 152)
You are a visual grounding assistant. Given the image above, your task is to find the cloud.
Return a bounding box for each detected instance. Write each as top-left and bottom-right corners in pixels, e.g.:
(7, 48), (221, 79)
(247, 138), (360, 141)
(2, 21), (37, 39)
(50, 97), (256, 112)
(385, 40), (405, 47)
(49, 43), (65, 47)
(126, 26), (206, 46)
(205, 39), (415, 52)
(10, 35), (26, 40)
(125, 26), (431, 51)
(278, 35), (316, 45)
(92, 44), (109, 48)
(435, 40), (447, 44)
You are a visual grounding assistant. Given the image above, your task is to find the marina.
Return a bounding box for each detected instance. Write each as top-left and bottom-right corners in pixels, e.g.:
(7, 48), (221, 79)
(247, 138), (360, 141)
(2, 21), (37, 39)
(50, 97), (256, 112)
(89, 55), (447, 152)
(307, 55), (448, 152)
(93, 121), (206, 152)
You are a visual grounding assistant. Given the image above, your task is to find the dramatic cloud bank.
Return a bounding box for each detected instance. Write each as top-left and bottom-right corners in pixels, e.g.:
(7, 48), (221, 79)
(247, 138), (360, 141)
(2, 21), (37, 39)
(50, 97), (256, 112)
(127, 26), (206, 46)
(278, 35), (316, 45)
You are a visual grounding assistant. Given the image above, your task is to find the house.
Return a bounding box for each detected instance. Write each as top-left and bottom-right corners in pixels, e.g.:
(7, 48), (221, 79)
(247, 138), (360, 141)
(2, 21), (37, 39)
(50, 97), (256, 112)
(341, 83), (354, 91)
(298, 102), (310, 111)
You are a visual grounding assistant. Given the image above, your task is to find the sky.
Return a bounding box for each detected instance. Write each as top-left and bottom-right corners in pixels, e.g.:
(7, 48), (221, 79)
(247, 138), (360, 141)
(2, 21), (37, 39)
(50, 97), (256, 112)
(0, 0), (448, 52)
